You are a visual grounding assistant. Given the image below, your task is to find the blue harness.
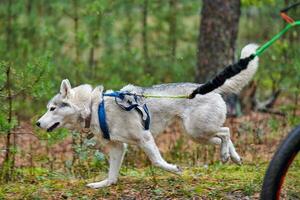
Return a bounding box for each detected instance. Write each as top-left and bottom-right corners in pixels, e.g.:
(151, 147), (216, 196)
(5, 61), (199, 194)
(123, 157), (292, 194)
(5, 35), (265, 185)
(98, 91), (150, 140)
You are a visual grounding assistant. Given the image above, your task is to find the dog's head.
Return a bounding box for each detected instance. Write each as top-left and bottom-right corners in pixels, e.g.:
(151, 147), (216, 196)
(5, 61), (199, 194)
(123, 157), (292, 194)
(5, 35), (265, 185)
(36, 79), (95, 132)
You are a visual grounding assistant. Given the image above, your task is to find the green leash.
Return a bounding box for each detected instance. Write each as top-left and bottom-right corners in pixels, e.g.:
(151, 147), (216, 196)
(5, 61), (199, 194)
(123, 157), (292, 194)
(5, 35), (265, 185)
(255, 21), (300, 57)
(142, 94), (189, 98)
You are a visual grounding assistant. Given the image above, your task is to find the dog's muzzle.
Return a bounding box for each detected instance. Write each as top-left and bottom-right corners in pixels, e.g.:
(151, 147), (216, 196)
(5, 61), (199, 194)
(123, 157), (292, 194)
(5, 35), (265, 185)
(47, 122), (60, 132)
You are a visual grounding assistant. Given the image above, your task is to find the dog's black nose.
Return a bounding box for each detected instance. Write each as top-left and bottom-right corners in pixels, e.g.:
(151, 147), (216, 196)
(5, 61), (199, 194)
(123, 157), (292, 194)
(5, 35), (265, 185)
(36, 121), (41, 127)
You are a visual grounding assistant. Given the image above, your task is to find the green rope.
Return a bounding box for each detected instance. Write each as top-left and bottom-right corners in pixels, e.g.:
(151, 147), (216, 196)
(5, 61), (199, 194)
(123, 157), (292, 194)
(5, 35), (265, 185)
(255, 21), (300, 57)
(142, 94), (189, 98)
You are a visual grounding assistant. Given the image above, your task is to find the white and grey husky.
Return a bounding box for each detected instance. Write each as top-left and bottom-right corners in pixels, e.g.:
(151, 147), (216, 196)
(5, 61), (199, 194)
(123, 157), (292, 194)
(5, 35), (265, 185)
(37, 44), (258, 188)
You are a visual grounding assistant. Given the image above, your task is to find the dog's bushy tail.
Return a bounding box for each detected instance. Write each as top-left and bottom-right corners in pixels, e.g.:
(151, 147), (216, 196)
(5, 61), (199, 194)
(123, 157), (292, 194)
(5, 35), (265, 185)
(215, 44), (259, 94)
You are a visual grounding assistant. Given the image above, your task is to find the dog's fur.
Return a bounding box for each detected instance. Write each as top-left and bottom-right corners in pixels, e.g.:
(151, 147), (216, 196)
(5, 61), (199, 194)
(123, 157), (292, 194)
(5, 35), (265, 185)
(37, 44), (259, 188)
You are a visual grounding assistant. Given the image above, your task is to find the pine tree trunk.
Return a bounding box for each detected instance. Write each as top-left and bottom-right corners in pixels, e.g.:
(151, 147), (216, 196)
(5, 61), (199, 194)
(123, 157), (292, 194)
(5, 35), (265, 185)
(73, 0), (79, 66)
(72, 0), (80, 166)
(6, 0), (12, 53)
(88, 15), (102, 79)
(195, 0), (241, 83)
(142, 0), (150, 72)
(3, 0), (13, 182)
(4, 65), (13, 182)
(124, 5), (133, 53)
(168, 0), (177, 61)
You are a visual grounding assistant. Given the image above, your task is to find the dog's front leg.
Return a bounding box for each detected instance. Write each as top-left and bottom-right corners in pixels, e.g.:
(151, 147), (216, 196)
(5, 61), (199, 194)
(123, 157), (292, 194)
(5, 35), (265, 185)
(87, 142), (126, 189)
(139, 130), (182, 174)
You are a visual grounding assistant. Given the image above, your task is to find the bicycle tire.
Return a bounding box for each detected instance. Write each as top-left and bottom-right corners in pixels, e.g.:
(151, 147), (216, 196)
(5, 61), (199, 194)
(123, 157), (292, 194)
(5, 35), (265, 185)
(261, 125), (300, 200)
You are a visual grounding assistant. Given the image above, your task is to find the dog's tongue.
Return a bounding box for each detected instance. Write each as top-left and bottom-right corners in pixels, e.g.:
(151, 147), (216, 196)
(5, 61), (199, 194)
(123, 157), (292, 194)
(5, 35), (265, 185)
(47, 122), (60, 132)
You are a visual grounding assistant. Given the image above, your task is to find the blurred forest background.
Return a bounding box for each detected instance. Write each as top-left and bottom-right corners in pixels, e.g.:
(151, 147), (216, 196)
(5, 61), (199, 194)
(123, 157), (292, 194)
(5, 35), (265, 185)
(0, 0), (300, 199)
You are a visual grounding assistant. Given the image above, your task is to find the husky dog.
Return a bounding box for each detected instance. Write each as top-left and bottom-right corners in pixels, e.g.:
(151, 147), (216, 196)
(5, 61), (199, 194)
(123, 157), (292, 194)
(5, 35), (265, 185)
(37, 44), (258, 188)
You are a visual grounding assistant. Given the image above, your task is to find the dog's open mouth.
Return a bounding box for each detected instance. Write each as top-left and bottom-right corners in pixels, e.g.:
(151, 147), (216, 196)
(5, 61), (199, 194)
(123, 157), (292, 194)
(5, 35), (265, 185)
(47, 122), (60, 132)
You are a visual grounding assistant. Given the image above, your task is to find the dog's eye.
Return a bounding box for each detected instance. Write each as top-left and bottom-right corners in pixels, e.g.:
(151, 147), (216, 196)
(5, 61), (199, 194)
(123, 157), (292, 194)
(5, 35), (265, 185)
(61, 102), (69, 107)
(50, 107), (56, 111)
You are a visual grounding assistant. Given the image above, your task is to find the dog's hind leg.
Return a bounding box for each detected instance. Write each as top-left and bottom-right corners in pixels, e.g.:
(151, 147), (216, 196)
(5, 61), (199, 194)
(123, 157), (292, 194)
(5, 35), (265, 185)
(228, 138), (242, 164)
(214, 127), (230, 163)
(87, 142), (126, 189)
(138, 130), (182, 174)
(214, 127), (241, 164)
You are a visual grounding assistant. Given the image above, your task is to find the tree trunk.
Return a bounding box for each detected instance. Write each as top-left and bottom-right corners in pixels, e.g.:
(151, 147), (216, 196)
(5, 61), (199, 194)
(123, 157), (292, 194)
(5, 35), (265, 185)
(124, 4), (133, 53)
(88, 14), (102, 79)
(6, 0), (12, 53)
(73, 0), (79, 66)
(195, 0), (241, 83)
(4, 65), (13, 182)
(168, 0), (177, 61)
(72, 0), (80, 165)
(3, 0), (13, 182)
(142, 0), (150, 72)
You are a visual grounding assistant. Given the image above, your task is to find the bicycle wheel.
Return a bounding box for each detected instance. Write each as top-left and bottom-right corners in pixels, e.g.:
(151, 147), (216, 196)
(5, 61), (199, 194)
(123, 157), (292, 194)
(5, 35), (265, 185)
(261, 125), (300, 200)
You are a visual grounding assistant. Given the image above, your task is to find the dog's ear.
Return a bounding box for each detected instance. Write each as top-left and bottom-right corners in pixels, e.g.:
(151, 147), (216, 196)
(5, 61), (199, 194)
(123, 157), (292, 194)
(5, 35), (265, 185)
(60, 79), (72, 98)
(92, 85), (104, 102)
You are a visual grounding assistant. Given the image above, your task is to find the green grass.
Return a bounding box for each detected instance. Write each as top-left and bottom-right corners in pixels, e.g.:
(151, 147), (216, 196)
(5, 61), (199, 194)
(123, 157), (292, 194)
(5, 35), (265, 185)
(0, 162), (265, 199)
(0, 161), (299, 199)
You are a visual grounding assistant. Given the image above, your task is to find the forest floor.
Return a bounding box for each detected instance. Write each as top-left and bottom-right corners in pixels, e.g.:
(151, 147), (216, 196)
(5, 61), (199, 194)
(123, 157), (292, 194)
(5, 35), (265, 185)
(1, 159), (300, 200)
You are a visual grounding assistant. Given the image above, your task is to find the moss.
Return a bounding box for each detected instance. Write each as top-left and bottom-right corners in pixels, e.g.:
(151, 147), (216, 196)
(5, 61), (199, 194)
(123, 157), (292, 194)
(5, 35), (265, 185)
(1, 161), (299, 199)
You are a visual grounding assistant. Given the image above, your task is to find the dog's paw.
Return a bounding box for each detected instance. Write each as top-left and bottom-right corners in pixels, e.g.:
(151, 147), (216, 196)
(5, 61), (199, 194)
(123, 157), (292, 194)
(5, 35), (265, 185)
(86, 179), (116, 189)
(221, 152), (230, 163)
(167, 164), (183, 175)
(229, 149), (242, 165)
(86, 182), (107, 189)
(231, 156), (242, 165)
(175, 165), (183, 175)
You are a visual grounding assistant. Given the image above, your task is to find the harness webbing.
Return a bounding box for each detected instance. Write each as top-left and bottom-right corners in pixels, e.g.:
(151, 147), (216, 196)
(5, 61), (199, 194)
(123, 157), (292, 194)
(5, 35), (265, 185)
(98, 92), (151, 140)
(98, 99), (110, 140)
